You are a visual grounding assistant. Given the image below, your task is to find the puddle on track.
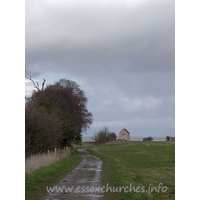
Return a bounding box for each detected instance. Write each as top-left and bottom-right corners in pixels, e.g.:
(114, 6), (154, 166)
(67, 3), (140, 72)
(40, 148), (104, 200)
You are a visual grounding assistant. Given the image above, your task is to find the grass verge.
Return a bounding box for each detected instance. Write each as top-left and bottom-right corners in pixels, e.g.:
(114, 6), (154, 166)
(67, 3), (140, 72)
(25, 149), (71, 173)
(87, 141), (175, 200)
(25, 147), (82, 200)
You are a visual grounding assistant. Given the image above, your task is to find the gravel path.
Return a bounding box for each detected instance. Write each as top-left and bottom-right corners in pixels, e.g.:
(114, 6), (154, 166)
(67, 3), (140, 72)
(40, 148), (104, 200)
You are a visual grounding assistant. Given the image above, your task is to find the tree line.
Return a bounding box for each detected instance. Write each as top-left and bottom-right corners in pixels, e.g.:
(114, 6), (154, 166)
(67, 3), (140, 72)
(25, 73), (93, 157)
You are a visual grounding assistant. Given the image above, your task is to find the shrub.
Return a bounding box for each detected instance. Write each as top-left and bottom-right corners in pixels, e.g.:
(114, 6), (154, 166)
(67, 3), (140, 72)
(166, 136), (175, 141)
(92, 127), (110, 144)
(109, 132), (117, 141)
(143, 136), (153, 141)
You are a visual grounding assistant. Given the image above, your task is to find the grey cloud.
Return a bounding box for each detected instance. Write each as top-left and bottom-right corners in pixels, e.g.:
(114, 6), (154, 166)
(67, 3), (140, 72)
(25, 0), (175, 136)
(26, 0), (174, 71)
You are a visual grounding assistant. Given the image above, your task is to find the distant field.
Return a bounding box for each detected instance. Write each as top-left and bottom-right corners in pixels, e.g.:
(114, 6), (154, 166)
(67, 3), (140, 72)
(87, 141), (175, 200)
(82, 137), (167, 142)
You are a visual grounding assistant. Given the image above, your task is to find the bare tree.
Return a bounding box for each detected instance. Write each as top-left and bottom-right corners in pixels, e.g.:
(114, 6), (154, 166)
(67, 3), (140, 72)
(25, 103), (62, 157)
(25, 70), (46, 107)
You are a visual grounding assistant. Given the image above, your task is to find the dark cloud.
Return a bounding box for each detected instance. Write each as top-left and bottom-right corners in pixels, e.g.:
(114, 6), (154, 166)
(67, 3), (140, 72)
(25, 0), (175, 137)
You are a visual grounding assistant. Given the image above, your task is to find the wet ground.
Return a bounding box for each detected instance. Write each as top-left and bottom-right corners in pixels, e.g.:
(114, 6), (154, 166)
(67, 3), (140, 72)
(40, 148), (104, 200)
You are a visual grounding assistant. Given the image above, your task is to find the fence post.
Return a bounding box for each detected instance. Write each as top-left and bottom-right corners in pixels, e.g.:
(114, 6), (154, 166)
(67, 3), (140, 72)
(55, 148), (57, 158)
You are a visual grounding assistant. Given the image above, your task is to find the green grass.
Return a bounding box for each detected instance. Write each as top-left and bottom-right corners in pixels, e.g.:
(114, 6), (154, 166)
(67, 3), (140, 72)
(87, 141), (175, 200)
(25, 147), (82, 200)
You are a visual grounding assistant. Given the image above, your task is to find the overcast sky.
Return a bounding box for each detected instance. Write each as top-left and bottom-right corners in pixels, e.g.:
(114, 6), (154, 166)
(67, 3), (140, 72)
(25, 0), (175, 138)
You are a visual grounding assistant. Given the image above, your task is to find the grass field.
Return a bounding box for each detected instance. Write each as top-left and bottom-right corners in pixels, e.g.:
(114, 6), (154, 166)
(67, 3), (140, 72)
(25, 148), (82, 200)
(87, 141), (175, 200)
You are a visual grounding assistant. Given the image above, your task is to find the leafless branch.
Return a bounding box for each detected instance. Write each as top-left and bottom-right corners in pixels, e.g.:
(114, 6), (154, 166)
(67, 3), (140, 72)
(25, 96), (36, 105)
(25, 70), (41, 91)
(25, 70), (46, 104)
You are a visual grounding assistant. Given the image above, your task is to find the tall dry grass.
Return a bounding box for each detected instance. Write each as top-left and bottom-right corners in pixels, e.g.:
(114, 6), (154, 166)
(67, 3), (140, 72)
(25, 149), (71, 174)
